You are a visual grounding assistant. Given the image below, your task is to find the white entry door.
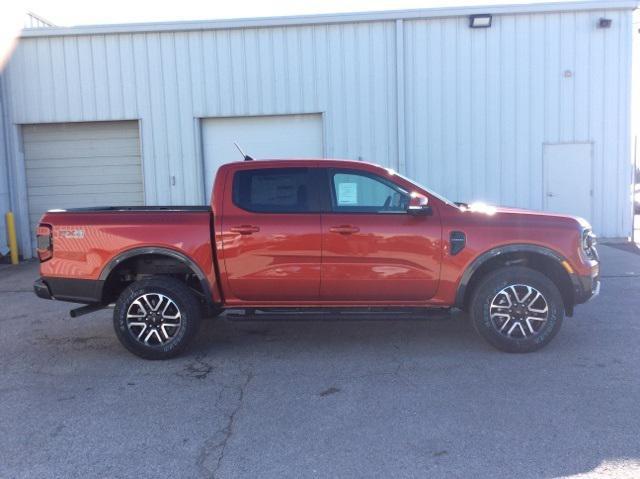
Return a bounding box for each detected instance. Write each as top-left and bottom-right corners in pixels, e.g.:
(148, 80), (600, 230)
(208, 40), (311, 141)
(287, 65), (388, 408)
(201, 114), (323, 202)
(543, 143), (593, 222)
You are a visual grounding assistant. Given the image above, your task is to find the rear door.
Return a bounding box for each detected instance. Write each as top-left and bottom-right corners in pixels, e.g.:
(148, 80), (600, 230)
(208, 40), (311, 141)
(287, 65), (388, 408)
(220, 166), (322, 302)
(320, 168), (441, 302)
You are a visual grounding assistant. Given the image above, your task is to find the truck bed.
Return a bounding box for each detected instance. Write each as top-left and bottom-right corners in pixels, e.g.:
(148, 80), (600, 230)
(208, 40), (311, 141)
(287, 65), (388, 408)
(37, 206), (218, 304)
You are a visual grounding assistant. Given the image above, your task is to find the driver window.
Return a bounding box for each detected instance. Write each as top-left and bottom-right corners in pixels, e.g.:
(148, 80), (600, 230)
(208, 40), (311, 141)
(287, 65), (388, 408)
(330, 170), (409, 213)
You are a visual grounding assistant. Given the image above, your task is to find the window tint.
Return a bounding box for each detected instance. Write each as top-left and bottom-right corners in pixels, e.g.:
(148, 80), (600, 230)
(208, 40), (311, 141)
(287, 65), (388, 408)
(331, 170), (409, 213)
(233, 168), (312, 213)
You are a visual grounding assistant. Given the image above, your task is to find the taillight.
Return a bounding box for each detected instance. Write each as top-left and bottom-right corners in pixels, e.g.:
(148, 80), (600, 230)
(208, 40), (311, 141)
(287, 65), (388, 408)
(36, 224), (53, 262)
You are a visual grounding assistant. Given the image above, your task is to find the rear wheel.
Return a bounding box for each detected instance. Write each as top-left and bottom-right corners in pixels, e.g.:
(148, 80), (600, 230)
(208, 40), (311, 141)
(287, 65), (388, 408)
(470, 266), (564, 353)
(113, 277), (202, 359)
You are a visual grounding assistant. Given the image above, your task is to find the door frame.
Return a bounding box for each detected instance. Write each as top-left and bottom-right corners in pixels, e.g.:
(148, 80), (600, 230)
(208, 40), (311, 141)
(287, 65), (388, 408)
(542, 141), (594, 220)
(317, 165), (441, 302)
(633, 134), (638, 242)
(218, 163), (325, 304)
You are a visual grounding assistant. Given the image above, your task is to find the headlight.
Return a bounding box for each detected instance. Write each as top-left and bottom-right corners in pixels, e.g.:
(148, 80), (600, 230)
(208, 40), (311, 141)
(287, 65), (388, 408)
(581, 228), (597, 260)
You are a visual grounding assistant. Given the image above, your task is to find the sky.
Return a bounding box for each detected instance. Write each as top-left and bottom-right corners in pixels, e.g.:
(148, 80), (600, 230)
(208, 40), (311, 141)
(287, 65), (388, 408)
(21, 0), (573, 26)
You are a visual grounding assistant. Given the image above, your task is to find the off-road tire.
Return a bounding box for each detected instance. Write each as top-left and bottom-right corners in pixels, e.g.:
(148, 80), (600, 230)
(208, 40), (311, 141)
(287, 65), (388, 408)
(113, 277), (202, 359)
(470, 266), (564, 353)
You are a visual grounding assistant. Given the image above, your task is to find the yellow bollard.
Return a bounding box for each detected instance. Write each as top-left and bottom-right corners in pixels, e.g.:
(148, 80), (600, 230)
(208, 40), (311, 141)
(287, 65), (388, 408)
(5, 211), (19, 265)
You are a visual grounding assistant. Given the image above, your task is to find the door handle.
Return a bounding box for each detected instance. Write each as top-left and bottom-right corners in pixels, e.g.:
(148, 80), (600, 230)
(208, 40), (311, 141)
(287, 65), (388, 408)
(547, 192), (555, 197)
(230, 225), (260, 235)
(329, 225), (360, 235)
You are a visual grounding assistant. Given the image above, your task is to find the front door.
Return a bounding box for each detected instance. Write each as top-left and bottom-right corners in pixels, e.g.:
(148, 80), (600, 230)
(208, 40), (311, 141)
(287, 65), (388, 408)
(320, 168), (441, 302)
(543, 143), (593, 222)
(220, 166), (322, 303)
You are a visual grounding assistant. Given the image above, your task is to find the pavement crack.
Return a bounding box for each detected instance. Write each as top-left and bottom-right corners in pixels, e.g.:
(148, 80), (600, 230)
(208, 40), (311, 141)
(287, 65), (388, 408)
(197, 368), (254, 479)
(181, 355), (214, 380)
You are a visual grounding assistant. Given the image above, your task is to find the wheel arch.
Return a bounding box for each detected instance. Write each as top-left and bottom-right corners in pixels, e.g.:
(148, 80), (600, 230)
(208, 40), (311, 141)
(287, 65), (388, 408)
(455, 244), (579, 316)
(98, 247), (215, 309)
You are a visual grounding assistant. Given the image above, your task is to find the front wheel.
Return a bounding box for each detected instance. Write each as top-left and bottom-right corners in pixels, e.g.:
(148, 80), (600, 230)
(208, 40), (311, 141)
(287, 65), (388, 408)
(113, 277), (202, 359)
(470, 266), (564, 353)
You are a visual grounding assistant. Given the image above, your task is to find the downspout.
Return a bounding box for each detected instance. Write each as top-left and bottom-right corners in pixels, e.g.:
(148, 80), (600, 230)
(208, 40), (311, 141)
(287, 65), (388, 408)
(0, 69), (32, 258)
(0, 73), (10, 256)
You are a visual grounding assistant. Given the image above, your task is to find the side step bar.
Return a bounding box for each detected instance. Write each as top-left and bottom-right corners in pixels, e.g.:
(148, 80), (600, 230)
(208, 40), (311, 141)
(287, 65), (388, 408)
(225, 308), (451, 322)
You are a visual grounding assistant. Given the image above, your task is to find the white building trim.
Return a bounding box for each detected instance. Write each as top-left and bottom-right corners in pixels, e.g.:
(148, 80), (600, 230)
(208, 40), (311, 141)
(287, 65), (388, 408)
(20, 1), (639, 38)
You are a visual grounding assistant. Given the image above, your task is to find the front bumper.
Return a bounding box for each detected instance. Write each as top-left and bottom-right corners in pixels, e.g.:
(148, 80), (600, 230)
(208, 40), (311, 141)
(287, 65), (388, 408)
(574, 271), (600, 304)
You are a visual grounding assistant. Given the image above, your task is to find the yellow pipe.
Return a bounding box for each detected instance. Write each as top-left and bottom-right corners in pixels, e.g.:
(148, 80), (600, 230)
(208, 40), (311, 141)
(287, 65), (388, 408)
(5, 211), (18, 265)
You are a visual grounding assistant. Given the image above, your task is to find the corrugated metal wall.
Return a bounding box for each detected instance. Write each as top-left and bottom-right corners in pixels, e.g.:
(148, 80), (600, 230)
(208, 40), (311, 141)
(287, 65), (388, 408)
(4, 21), (398, 209)
(1, 4), (635, 255)
(404, 9), (634, 238)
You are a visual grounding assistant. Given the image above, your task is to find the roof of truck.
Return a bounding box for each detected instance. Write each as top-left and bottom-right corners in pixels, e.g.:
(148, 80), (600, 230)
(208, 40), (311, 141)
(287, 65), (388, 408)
(222, 158), (390, 170)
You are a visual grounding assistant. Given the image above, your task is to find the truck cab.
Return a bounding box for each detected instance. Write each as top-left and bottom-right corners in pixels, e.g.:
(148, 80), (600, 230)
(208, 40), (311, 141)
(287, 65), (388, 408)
(214, 160), (442, 305)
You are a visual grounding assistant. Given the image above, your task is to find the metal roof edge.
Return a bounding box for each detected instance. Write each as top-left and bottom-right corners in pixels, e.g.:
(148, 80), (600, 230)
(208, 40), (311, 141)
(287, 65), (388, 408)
(20, 0), (640, 38)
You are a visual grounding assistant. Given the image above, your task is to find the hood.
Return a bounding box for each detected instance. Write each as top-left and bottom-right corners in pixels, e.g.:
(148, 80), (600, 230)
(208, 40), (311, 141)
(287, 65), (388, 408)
(458, 202), (591, 229)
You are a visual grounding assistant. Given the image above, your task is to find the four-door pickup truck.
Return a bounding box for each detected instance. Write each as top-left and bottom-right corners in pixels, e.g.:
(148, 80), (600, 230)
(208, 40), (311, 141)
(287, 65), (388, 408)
(34, 159), (600, 359)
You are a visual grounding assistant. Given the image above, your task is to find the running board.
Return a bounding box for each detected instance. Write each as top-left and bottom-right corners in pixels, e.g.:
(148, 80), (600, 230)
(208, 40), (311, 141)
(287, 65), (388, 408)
(225, 308), (451, 322)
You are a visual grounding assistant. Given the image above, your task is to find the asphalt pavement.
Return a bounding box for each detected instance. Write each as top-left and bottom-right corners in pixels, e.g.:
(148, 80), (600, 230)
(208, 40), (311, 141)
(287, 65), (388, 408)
(1, 244), (639, 479)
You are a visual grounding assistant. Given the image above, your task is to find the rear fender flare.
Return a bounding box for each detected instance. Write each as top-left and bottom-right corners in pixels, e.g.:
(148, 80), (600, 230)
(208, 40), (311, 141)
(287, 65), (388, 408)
(98, 247), (214, 307)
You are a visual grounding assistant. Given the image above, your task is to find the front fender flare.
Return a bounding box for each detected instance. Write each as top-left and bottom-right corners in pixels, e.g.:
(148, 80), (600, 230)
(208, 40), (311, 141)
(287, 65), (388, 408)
(454, 243), (578, 310)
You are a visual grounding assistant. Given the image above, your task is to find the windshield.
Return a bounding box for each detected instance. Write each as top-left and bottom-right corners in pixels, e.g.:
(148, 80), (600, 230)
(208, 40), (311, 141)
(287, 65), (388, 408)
(388, 170), (460, 208)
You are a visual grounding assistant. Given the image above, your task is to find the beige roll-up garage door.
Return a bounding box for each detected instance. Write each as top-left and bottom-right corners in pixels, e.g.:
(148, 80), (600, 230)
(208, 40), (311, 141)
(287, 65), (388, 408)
(23, 121), (144, 233)
(201, 114), (323, 203)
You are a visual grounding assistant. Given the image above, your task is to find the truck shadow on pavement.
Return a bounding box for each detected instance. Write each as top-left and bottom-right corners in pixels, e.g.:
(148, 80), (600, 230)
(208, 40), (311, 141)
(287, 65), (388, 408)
(192, 310), (482, 357)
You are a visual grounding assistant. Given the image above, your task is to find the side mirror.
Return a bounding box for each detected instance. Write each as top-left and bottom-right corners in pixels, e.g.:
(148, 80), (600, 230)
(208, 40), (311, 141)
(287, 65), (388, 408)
(407, 192), (432, 216)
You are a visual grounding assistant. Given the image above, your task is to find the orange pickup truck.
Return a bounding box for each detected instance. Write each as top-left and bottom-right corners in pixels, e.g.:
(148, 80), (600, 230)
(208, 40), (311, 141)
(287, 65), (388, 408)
(34, 159), (600, 359)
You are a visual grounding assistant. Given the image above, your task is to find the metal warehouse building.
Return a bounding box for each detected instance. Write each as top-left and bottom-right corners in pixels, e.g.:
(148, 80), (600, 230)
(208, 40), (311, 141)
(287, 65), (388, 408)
(0, 0), (638, 257)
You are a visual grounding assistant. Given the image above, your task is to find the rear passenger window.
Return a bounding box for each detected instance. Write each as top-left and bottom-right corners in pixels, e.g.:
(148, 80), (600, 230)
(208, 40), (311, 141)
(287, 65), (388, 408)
(232, 168), (312, 213)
